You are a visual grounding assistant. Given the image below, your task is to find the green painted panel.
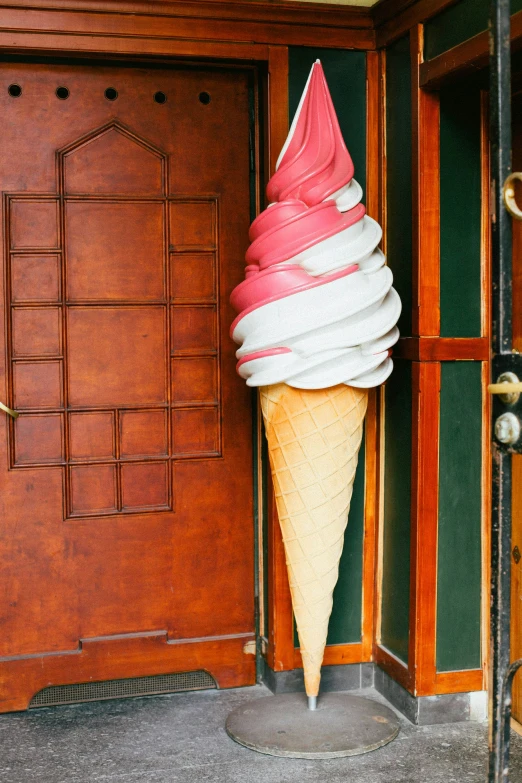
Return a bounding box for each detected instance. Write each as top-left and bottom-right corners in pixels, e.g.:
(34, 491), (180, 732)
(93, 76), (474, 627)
(386, 36), (413, 337)
(439, 85), (482, 338)
(288, 47), (367, 646)
(437, 362), (482, 672)
(425, 0), (522, 60)
(381, 362), (412, 663)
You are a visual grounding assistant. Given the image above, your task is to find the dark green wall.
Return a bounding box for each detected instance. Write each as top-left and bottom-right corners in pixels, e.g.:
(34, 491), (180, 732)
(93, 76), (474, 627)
(437, 363), (482, 672)
(425, 0), (522, 60)
(379, 34), (413, 665)
(381, 362), (412, 663)
(439, 84), (482, 338)
(386, 36), (413, 337)
(288, 47), (367, 646)
(437, 75), (484, 672)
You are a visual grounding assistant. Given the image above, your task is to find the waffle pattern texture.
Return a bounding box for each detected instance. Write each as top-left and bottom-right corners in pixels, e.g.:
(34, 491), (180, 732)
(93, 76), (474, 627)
(260, 383), (368, 697)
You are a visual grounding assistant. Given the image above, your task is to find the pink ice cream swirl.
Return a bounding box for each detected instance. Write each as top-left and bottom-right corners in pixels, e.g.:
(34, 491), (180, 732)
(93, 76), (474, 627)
(230, 60), (401, 390)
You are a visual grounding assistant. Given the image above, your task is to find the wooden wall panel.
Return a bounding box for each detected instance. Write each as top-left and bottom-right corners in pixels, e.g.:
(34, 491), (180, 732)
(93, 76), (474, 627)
(0, 2), (375, 53)
(385, 34), (413, 337)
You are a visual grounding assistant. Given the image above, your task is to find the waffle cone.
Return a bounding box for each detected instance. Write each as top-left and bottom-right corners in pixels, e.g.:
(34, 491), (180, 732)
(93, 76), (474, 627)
(260, 383), (367, 698)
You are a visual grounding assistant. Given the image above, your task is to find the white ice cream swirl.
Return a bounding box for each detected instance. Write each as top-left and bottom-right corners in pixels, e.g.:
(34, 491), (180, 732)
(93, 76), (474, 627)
(230, 61), (401, 389)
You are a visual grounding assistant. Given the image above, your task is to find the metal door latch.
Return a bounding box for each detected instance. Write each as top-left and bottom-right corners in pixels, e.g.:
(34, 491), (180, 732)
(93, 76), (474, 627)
(0, 401), (18, 419)
(490, 359), (522, 453)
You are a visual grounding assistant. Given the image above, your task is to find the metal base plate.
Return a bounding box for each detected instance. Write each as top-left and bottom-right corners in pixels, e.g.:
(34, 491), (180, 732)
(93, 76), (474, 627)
(226, 692), (400, 759)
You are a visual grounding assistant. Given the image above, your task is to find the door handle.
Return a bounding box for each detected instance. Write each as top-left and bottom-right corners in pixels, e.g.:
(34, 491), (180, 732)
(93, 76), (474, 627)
(0, 401), (18, 419)
(488, 372), (522, 402)
(503, 172), (522, 220)
(489, 382), (522, 393)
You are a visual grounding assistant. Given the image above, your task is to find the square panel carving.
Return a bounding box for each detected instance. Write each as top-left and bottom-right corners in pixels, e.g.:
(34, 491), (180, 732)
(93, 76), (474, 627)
(169, 201), (215, 249)
(14, 414), (64, 466)
(171, 306), (217, 353)
(172, 358), (217, 404)
(170, 253), (216, 302)
(69, 464), (118, 516)
(12, 307), (61, 358)
(172, 407), (220, 457)
(10, 200), (59, 249)
(13, 361), (62, 409)
(121, 462), (169, 510)
(120, 410), (168, 458)
(69, 412), (115, 461)
(4, 131), (223, 517)
(66, 202), (165, 301)
(11, 255), (61, 303)
(67, 307), (167, 407)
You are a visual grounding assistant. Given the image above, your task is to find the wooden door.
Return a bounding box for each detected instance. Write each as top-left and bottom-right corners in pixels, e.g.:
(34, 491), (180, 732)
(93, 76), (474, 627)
(0, 61), (255, 712)
(510, 86), (522, 724)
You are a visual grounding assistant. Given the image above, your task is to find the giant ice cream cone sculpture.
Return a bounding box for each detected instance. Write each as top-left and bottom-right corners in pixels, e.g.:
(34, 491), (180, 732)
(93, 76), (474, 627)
(230, 61), (401, 704)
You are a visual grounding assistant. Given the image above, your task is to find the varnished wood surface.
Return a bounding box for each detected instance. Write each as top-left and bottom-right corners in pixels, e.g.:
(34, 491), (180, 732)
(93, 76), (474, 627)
(395, 337), (490, 361)
(294, 643), (364, 668)
(374, 0), (460, 49)
(411, 25), (441, 337)
(264, 45), (295, 673)
(512, 453), (522, 721)
(0, 0), (374, 28)
(0, 62), (256, 710)
(374, 644), (414, 692)
(480, 93), (491, 694)
(434, 668), (484, 696)
(408, 362), (440, 695)
(0, 633), (255, 713)
(0, 1), (375, 53)
(420, 9), (522, 90)
(511, 92), (522, 723)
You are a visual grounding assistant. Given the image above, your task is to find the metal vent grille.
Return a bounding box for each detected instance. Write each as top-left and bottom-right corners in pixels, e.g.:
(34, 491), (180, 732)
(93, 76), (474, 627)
(29, 670), (217, 708)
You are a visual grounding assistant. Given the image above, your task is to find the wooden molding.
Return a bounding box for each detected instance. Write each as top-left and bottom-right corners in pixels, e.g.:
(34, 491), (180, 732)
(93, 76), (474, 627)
(266, 474), (295, 671)
(0, 31), (270, 62)
(0, 2), (375, 53)
(0, 632), (256, 713)
(420, 9), (522, 90)
(362, 388), (379, 659)
(294, 642), (367, 669)
(366, 51), (381, 222)
(480, 94), (491, 691)
(411, 25), (441, 336)
(265, 45), (295, 673)
(0, 0), (374, 28)
(374, 0), (460, 49)
(373, 644), (414, 691)
(434, 668), (484, 695)
(408, 361), (440, 694)
(395, 337), (490, 361)
(268, 46), (289, 177)
(363, 57), (382, 661)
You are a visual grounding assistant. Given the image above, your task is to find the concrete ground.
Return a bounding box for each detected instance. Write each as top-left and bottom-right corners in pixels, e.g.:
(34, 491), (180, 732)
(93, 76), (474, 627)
(1, 685), (522, 783)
